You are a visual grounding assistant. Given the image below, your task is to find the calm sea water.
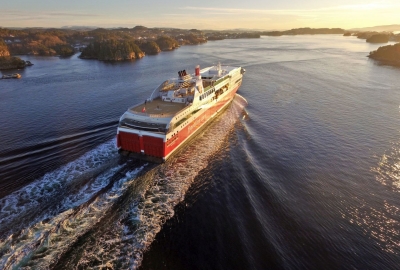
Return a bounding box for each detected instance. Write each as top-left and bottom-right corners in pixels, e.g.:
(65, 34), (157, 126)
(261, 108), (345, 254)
(0, 35), (399, 269)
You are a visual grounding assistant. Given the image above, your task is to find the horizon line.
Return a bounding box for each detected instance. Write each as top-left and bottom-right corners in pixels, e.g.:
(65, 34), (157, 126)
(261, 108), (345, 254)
(2, 24), (400, 32)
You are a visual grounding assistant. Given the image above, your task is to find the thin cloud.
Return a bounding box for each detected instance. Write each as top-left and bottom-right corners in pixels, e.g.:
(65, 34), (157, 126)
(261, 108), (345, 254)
(330, 2), (396, 11)
(0, 10), (100, 18)
(164, 13), (194, 17)
(46, 12), (100, 17)
(181, 2), (400, 16)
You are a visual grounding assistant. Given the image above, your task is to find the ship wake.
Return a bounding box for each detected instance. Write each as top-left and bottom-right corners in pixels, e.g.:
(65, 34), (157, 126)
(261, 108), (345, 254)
(0, 95), (248, 270)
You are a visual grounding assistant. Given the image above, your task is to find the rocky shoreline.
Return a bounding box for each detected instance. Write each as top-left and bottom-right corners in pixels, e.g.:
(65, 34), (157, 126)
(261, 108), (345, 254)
(79, 40), (145, 61)
(0, 39), (32, 70)
(2, 26), (400, 69)
(343, 31), (400, 43)
(0, 56), (28, 70)
(78, 36), (182, 61)
(368, 43), (400, 67)
(261, 27), (345, 36)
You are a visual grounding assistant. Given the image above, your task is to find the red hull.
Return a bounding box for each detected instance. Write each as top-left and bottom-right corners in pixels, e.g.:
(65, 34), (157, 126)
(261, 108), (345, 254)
(118, 84), (240, 161)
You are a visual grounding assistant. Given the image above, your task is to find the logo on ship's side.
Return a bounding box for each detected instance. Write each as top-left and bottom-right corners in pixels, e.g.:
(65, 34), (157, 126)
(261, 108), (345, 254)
(167, 135), (179, 147)
(188, 114), (207, 134)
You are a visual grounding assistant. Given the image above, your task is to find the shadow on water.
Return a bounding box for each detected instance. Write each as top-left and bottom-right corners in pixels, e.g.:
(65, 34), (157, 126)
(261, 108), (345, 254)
(367, 58), (400, 70)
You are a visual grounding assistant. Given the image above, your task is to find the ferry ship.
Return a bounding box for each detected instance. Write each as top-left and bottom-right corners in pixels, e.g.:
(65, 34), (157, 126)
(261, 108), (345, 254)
(117, 63), (245, 162)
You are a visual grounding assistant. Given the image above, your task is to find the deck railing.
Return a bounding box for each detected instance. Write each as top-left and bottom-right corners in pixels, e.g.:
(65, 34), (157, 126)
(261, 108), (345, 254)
(129, 111), (175, 118)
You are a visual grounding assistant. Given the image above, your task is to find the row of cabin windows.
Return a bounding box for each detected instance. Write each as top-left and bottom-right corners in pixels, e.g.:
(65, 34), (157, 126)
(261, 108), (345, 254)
(199, 88), (215, 101)
(167, 121), (189, 142)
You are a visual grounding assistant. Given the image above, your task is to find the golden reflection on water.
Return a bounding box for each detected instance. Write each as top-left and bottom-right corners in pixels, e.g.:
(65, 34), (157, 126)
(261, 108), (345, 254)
(346, 200), (400, 254)
(341, 142), (400, 255)
(373, 142), (400, 191)
(345, 143), (400, 255)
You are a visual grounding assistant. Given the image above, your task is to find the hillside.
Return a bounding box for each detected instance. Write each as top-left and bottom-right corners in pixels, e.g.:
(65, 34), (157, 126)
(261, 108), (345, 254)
(366, 34), (390, 43)
(80, 39), (144, 60)
(368, 43), (400, 66)
(0, 40), (10, 57)
(261, 28), (345, 36)
(0, 40), (27, 70)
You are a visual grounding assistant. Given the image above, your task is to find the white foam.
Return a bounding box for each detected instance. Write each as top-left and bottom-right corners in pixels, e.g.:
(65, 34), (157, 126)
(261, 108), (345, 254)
(60, 95), (248, 269)
(0, 139), (118, 237)
(0, 165), (145, 270)
(0, 95), (247, 270)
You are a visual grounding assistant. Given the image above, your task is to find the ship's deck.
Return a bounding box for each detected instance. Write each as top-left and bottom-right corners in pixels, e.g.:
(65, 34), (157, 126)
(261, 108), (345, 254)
(129, 98), (187, 115)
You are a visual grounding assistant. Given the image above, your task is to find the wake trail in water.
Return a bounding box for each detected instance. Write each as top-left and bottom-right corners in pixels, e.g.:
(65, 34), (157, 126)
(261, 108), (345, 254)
(0, 121), (118, 164)
(0, 95), (247, 269)
(0, 139), (119, 238)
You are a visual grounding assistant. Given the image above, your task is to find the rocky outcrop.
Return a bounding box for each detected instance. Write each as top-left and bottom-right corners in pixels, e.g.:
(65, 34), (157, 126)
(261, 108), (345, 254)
(0, 56), (26, 70)
(356, 32), (376, 39)
(178, 33), (207, 45)
(368, 43), (400, 66)
(356, 31), (392, 41)
(0, 49), (10, 57)
(0, 40), (31, 69)
(137, 41), (161, 55)
(0, 40), (11, 57)
(155, 36), (179, 51)
(262, 27), (345, 36)
(366, 34), (390, 43)
(80, 39), (145, 61)
(390, 34), (400, 42)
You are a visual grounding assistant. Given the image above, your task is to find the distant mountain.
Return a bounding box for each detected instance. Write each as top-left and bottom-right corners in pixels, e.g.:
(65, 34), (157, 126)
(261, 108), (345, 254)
(204, 28), (264, 33)
(261, 27), (345, 36)
(349, 24), (400, 32)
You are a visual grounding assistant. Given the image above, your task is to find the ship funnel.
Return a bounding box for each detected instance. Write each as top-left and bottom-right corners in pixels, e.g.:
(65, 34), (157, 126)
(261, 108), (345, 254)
(195, 65), (203, 92)
(195, 65), (200, 77)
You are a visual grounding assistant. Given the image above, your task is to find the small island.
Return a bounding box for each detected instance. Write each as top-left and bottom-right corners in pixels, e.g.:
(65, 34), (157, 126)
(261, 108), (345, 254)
(80, 39), (145, 61)
(0, 40), (29, 70)
(0, 56), (27, 70)
(4, 25), (398, 66)
(261, 27), (346, 36)
(366, 34), (390, 43)
(207, 32), (260, 40)
(0, 26), (261, 63)
(345, 31), (400, 43)
(368, 43), (400, 66)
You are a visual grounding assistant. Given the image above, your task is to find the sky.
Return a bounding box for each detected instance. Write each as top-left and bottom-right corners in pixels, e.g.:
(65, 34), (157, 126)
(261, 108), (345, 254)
(1, 0), (400, 30)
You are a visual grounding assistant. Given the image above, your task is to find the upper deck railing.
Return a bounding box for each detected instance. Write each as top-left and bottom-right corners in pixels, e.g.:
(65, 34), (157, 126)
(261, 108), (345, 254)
(130, 111), (175, 118)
